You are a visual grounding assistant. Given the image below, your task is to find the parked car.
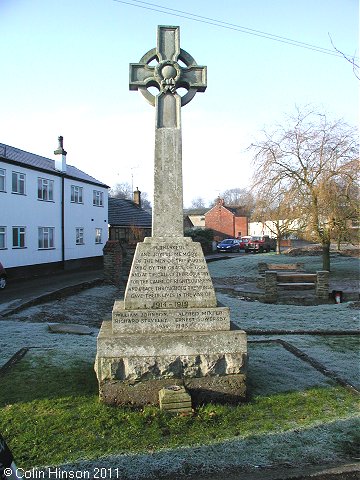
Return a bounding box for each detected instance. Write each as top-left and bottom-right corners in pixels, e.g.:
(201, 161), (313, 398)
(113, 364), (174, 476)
(0, 262), (7, 289)
(239, 236), (252, 249)
(216, 239), (240, 253)
(245, 235), (277, 253)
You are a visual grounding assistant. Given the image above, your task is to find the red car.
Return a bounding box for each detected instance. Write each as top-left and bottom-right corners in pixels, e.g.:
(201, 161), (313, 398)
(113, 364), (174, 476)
(238, 236), (252, 249)
(0, 261), (7, 289)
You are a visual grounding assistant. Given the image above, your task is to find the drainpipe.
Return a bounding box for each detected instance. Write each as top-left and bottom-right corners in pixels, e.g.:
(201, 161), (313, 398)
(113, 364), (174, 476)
(54, 136), (67, 270)
(61, 175), (65, 269)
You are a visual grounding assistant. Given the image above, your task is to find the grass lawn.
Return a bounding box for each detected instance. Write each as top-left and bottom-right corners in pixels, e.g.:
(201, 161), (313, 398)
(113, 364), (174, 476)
(0, 249), (358, 478)
(0, 348), (358, 473)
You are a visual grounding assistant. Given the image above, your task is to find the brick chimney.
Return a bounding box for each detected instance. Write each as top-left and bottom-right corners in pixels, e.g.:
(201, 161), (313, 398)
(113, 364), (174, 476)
(133, 187), (141, 208)
(54, 135), (67, 173)
(217, 197), (225, 207)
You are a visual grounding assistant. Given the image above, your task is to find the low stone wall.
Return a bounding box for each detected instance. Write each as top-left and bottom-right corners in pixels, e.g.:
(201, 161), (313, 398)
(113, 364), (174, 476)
(103, 240), (123, 286)
(103, 240), (138, 290)
(257, 262), (305, 288)
(264, 270), (330, 303)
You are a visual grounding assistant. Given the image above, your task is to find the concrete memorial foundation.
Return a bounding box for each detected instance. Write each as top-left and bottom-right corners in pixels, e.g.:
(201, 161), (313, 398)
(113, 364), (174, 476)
(95, 25), (247, 406)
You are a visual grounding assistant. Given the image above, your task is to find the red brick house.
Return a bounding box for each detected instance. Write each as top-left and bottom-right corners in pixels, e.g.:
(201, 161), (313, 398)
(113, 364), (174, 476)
(205, 198), (249, 241)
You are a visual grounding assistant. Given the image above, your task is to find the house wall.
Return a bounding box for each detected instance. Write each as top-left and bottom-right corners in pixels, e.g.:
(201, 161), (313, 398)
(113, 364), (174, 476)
(249, 221), (277, 238)
(0, 160), (108, 270)
(63, 178), (108, 261)
(234, 217), (248, 238)
(205, 205), (235, 240)
(205, 204), (248, 241)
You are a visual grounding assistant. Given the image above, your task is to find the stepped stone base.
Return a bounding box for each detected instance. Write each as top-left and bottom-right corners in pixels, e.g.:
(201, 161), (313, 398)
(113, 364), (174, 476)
(95, 236), (248, 406)
(95, 321), (247, 406)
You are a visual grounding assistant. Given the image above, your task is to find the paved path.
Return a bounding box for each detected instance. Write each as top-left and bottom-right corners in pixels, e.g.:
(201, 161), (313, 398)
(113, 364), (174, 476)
(0, 268), (104, 317)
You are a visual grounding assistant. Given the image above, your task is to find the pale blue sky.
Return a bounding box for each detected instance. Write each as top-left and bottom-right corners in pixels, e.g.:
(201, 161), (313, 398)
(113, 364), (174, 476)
(1, 0), (358, 206)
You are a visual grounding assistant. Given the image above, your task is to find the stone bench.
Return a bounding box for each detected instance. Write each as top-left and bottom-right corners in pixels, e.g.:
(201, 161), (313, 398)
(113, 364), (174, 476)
(257, 262), (305, 288)
(264, 270), (329, 303)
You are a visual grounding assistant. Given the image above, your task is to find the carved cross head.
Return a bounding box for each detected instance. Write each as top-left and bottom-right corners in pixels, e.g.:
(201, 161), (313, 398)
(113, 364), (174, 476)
(129, 26), (207, 107)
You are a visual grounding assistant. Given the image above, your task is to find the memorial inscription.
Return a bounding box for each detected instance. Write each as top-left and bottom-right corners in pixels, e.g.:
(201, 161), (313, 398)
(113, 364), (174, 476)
(123, 239), (217, 310)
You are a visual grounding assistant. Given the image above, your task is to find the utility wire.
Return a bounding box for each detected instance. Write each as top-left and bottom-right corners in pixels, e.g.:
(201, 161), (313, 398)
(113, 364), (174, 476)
(113, 0), (358, 60)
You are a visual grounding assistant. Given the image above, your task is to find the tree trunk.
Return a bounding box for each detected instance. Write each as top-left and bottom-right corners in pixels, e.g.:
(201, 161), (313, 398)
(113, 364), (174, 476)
(276, 235), (282, 254)
(322, 241), (331, 271)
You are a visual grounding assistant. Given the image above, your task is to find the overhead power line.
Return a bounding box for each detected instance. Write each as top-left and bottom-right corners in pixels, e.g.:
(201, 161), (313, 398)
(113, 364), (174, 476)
(113, 0), (358, 60)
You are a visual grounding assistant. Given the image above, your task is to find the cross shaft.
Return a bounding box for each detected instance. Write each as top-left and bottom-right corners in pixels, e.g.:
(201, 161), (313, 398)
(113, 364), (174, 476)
(129, 26), (207, 237)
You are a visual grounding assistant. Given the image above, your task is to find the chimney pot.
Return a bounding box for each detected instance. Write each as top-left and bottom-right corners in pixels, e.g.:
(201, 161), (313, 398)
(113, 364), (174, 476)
(133, 187), (141, 208)
(54, 135), (67, 173)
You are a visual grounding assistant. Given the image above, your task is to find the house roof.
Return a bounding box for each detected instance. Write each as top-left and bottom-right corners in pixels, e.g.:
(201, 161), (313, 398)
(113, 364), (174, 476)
(183, 208), (208, 216)
(0, 143), (109, 188)
(108, 197), (152, 228)
(204, 203), (248, 217)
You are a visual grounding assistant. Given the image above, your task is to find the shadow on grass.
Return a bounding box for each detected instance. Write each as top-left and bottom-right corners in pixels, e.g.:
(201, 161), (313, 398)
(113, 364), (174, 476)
(0, 355), (98, 406)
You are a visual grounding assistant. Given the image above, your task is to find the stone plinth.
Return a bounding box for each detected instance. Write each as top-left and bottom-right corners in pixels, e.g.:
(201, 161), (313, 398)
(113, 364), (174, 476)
(95, 238), (247, 406)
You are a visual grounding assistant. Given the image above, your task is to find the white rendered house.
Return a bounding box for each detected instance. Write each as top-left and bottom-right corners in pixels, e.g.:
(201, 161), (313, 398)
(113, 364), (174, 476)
(0, 137), (109, 277)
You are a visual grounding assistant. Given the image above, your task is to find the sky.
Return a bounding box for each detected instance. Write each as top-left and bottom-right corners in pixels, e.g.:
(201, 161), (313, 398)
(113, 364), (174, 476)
(1, 0), (358, 207)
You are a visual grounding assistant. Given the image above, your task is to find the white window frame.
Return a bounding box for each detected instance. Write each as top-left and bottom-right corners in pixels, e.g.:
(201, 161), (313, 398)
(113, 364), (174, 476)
(0, 169), (5, 192)
(95, 228), (102, 244)
(12, 226), (26, 248)
(93, 190), (103, 207)
(71, 185), (83, 204)
(38, 227), (55, 249)
(76, 227), (84, 245)
(38, 177), (54, 201)
(12, 171), (26, 195)
(0, 226), (6, 249)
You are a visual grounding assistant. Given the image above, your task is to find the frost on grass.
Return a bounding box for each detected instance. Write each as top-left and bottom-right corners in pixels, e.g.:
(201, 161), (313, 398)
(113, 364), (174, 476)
(284, 334), (360, 389)
(220, 293), (358, 332)
(37, 418), (359, 480)
(1, 320), (98, 368)
(247, 342), (334, 397)
(209, 252), (359, 291)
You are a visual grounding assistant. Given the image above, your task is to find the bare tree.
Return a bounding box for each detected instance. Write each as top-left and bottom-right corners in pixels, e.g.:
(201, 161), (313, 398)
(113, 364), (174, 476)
(109, 182), (133, 199)
(250, 108), (359, 270)
(210, 188), (255, 213)
(252, 184), (303, 254)
(110, 182), (152, 211)
(190, 197), (207, 209)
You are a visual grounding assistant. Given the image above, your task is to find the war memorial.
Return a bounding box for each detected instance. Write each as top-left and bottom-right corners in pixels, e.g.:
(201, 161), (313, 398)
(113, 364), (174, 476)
(95, 25), (247, 406)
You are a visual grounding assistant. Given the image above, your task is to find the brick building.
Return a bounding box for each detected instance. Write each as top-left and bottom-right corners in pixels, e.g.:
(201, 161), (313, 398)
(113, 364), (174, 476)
(205, 198), (249, 241)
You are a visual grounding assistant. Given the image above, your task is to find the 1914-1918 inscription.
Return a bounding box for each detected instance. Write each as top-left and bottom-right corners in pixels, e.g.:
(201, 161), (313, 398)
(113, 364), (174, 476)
(112, 300), (230, 333)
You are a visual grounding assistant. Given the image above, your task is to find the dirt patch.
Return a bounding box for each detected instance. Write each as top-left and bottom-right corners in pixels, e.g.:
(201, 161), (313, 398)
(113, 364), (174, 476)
(284, 245), (323, 256)
(7, 285), (118, 327)
(347, 301), (360, 309)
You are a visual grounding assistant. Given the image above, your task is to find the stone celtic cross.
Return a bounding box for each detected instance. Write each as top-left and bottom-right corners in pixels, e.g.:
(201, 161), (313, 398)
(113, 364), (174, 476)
(129, 26), (207, 237)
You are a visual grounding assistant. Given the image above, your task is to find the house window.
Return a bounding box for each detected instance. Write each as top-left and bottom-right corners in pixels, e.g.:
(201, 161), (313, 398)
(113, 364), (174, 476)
(93, 190), (103, 207)
(95, 228), (102, 244)
(76, 227), (84, 245)
(12, 226), (26, 248)
(71, 185), (83, 203)
(12, 171), (26, 195)
(38, 178), (54, 201)
(0, 169), (5, 192)
(0, 227), (6, 249)
(38, 227), (55, 249)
